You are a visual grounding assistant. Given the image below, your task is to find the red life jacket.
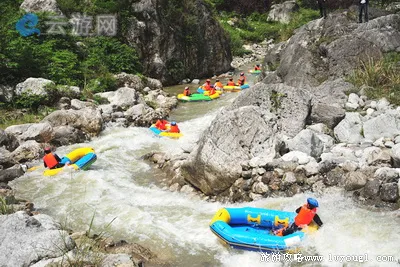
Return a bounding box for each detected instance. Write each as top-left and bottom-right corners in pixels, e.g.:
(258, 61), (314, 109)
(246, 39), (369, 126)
(255, 66), (261, 70)
(169, 125), (180, 133)
(43, 153), (59, 169)
(203, 83), (211, 91)
(155, 120), (167, 130)
(183, 89), (191, 96)
(227, 81), (235, 86)
(295, 204), (317, 227)
(209, 88), (216, 95)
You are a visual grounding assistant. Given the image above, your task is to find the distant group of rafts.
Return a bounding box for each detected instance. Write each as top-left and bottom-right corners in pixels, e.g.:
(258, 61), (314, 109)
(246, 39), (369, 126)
(177, 66), (261, 102)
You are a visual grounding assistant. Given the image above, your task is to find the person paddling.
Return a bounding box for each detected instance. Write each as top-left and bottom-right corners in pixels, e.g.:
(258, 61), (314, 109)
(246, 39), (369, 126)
(43, 147), (64, 169)
(275, 198), (323, 236)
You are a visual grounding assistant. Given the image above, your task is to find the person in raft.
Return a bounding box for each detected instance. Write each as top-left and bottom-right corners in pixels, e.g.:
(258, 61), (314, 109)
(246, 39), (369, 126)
(275, 198), (323, 236)
(43, 147), (64, 169)
(209, 85), (216, 96)
(155, 117), (168, 131)
(227, 78), (236, 86)
(167, 121), (180, 133)
(183, 86), (191, 96)
(237, 72), (246, 86)
(202, 79), (212, 91)
(254, 64), (261, 71)
(214, 79), (223, 90)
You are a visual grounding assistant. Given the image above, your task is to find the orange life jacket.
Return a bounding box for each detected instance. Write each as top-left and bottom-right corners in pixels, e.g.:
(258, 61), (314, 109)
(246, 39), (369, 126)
(238, 76), (246, 85)
(294, 204), (316, 227)
(155, 120), (167, 130)
(255, 66), (261, 70)
(214, 82), (223, 88)
(203, 83), (211, 91)
(43, 153), (59, 169)
(169, 125), (180, 133)
(209, 88), (216, 95)
(183, 89), (191, 96)
(227, 81), (235, 86)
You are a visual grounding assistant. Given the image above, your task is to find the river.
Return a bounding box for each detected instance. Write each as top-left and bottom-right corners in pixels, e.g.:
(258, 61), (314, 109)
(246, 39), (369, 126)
(10, 65), (400, 267)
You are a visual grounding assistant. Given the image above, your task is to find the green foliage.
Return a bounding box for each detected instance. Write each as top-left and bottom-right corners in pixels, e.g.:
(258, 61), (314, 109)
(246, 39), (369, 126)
(0, 110), (47, 129)
(13, 92), (49, 111)
(219, 8), (319, 56)
(0, 197), (14, 215)
(166, 59), (185, 82)
(348, 52), (400, 106)
(84, 73), (117, 94)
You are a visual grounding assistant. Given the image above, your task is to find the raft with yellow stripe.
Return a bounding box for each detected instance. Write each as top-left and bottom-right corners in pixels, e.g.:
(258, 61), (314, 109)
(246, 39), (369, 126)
(222, 84), (250, 92)
(209, 207), (318, 252)
(149, 124), (183, 138)
(44, 147), (97, 176)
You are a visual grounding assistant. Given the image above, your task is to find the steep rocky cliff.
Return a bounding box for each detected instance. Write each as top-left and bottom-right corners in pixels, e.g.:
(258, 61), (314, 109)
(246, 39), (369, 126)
(125, 0), (232, 85)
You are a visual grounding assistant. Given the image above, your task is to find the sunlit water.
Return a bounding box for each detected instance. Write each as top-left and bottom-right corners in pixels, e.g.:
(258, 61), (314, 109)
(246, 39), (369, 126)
(10, 65), (400, 266)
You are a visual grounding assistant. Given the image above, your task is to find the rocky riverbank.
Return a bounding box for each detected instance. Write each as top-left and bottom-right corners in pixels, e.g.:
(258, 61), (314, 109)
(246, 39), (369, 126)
(145, 12), (400, 209)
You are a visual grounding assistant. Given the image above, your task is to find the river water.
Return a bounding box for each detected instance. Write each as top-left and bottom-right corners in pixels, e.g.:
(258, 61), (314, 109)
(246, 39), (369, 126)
(10, 66), (400, 267)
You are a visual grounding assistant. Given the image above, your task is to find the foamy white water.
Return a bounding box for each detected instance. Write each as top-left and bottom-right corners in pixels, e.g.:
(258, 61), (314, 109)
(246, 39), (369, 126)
(10, 69), (400, 266)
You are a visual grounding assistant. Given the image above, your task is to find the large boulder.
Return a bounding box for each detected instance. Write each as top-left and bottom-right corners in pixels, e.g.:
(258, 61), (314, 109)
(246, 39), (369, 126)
(51, 126), (87, 146)
(0, 148), (17, 169)
(95, 87), (138, 111)
(6, 122), (54, 143)
(334, 113), (364, 144)
(0, 165), (25, 183)
(0, 129), (19, 152)
(42, 107), (103, 138)
(391, 144), (400, 167)
(180, 83), (311, 195)
(125, 0), (232, 85)
(363, 113), (400, 142)
(15, 78), (55, 96)
(287, 129), (324, 158)
(10, 140), (42, 163)
(0, 211), (74, 267)
(267, 1), (299, 24)
(263, 13), (400, 87)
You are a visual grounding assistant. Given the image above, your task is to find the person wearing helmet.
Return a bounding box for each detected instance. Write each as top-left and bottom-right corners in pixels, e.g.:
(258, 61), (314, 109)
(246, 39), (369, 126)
(43, 147), (64, 169)
(255, 64), (261, 71)
(168, 121), (180, 133)
(202, 79), (212, 91)
(214, 79), (223, 90)
(155, 117), (168, 131)
(183, 86), (191, 96)
(275, 198), (323, 236)
(227, 78), (235, 86)
(237, 72), (246, 86)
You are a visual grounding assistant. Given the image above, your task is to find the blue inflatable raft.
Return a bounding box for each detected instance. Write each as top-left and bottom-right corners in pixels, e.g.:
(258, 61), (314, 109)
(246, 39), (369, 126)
(209, 207), (318, 252)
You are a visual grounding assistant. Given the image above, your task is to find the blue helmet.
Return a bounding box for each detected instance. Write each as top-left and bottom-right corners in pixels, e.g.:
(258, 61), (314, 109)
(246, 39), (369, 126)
(171, 121), (176, 126)
(307, 198), (319, 208)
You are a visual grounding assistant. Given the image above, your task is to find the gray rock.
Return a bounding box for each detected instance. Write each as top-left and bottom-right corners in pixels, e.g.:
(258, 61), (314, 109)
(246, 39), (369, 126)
(281, 151), (311, 165)
(287, 129), (324, 158)
(324, 167), (344, 186)
(96, 87), (138, 110)
(307, 123), (331, 135)
(385, 2), (400, 12)
(0, 129), (19, 152)
(334, 113), (363, 144)
(363, 113), (400, 141)
(70, 99), (96, 110)
(362, 147), (391, 166)
(51, 125), (86, 146)
(345, 102), (359, 110)
(126, 2), (231, 85)
(384, 141), (395, 148)
(376, 98), (390, 111)
(344, 171), (367, 191)
(374, 167), (399, 182)
(395, 135), (400, 144)
(57, 97), (70, 110)
(114, 73), (144, 90)
(341, 160), (359, 172)
(362, 179), (381, 198)
(267, 1), (299, 24)
(0, 148), (16, 169)
(348, 93), (360, 105)
(252, 181), (269, 194)
(302, 160), (319, 177)
(366, 108), (374, 116)
(191, 79), (200, 84)
(392, 144), (400, 167)
(15, 78), (55, 96)
(10, 140), (42, 163)
(0, 211), (75, 266)
(18, 122), (54, 143)
(42, 107), (103, 138)
(380, 183), (399, 202)
(282, 172), (297, 185)
(0, 165), (25, 183)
